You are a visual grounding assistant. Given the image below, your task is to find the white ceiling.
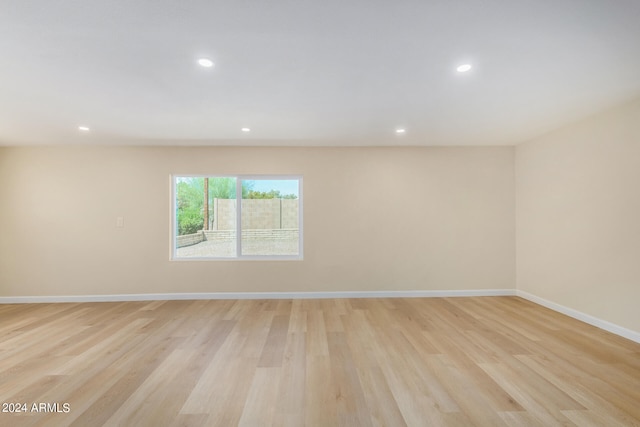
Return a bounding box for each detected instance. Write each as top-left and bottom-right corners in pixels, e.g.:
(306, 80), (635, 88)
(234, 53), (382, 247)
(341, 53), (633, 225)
(1, 0), (639, 146)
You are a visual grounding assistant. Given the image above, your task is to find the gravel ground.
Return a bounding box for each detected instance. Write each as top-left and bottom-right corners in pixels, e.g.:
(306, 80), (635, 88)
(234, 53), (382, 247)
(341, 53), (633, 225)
(176, 239), (299, 257)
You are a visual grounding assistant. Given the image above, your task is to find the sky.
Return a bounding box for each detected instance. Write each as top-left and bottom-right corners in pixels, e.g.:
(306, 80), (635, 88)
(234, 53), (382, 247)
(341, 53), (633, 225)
(175, 176), (299, 198)
(246, 179), (299, 197)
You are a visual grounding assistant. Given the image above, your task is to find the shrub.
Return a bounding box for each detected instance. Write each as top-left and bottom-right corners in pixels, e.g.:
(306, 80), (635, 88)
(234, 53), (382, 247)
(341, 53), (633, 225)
(178, 211), (203, 235)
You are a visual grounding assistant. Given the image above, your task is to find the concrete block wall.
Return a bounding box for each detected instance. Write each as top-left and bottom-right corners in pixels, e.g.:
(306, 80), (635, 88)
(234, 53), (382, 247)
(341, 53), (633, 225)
(242, 199), (280, 229)
(281, 199), (299, 229)
(203, 229), (297, 241)
(212, 198), (299, 230)
(241, 229), (299, 241)
(203, 230), (236, 241)
(176, 231), (205, 248)
(214, 199), (237, 230)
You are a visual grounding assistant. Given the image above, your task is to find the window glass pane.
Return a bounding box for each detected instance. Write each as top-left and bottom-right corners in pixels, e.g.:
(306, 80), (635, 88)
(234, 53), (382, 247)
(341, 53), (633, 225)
(175, 177), (237, 258)
(240, 179), (300, 256)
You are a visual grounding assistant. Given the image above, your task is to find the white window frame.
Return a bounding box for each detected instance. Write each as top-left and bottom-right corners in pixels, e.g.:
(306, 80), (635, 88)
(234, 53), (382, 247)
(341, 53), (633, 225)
(170, 174), (303, 261)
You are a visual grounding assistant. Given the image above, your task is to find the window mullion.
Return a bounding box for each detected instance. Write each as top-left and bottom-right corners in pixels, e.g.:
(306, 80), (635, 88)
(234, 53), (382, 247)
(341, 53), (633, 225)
(236, 177), (242, 258)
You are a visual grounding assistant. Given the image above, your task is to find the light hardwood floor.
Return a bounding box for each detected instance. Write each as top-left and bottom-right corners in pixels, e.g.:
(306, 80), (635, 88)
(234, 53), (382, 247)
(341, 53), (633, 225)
(1, 297), (639, 426)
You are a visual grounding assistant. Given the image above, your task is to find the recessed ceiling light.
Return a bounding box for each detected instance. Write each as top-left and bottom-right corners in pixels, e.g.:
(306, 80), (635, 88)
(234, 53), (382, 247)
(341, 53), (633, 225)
(78, 126), (90, 132)
(457, 64), (472, 73)
(197, 58), (214, 68)
(241, 127), (251, 132)
(395, 128), (406, 134)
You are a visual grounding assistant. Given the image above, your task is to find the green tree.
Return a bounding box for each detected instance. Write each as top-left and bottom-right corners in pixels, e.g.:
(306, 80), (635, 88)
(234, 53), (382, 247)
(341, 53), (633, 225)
(245, 189), (297, 199)
(241, 180), (254, 198)
(209, 177), (235, 199)
(176, 178), (204, 235)
(176, 177), (260, 235)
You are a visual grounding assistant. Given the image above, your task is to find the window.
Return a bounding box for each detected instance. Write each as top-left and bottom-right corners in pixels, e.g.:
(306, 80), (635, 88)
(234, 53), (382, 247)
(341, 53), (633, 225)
(172, 175), (302, 260)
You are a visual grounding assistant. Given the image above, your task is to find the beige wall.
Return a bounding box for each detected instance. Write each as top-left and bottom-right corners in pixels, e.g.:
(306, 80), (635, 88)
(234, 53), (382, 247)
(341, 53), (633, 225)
(516, 98), (640, 332)
(0, 146), (515, 297)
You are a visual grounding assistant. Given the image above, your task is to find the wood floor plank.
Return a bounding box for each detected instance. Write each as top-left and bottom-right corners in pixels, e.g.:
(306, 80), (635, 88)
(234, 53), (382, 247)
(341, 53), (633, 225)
(168, 414), (210, 427)
(355, 366), (407, 426)
(561, 409), (632, 427)
(427, 355), (511, 427)
(327, 332), (372, 426)
(304, 355), (336, 426)
(258, 314), (291, 367)
(103, 348), (192, 426)
(305, 309), (329, 357)
(498, 410), (549, 427)
(272, 332), (306, 426)
(478, 362), (578, 426)
(68, 337), (185, 426)
(287, 299), (307, 333)
(237, 367), (281, 426)
(517, 353), (640, 425)
(0, 296), (638, 426)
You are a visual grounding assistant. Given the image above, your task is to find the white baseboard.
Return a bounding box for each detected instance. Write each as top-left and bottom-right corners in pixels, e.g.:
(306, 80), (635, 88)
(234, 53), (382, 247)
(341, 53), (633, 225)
(2, 289), (637, 344)
(0, 289), (516, 304)
(517, 290), (640, 344)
